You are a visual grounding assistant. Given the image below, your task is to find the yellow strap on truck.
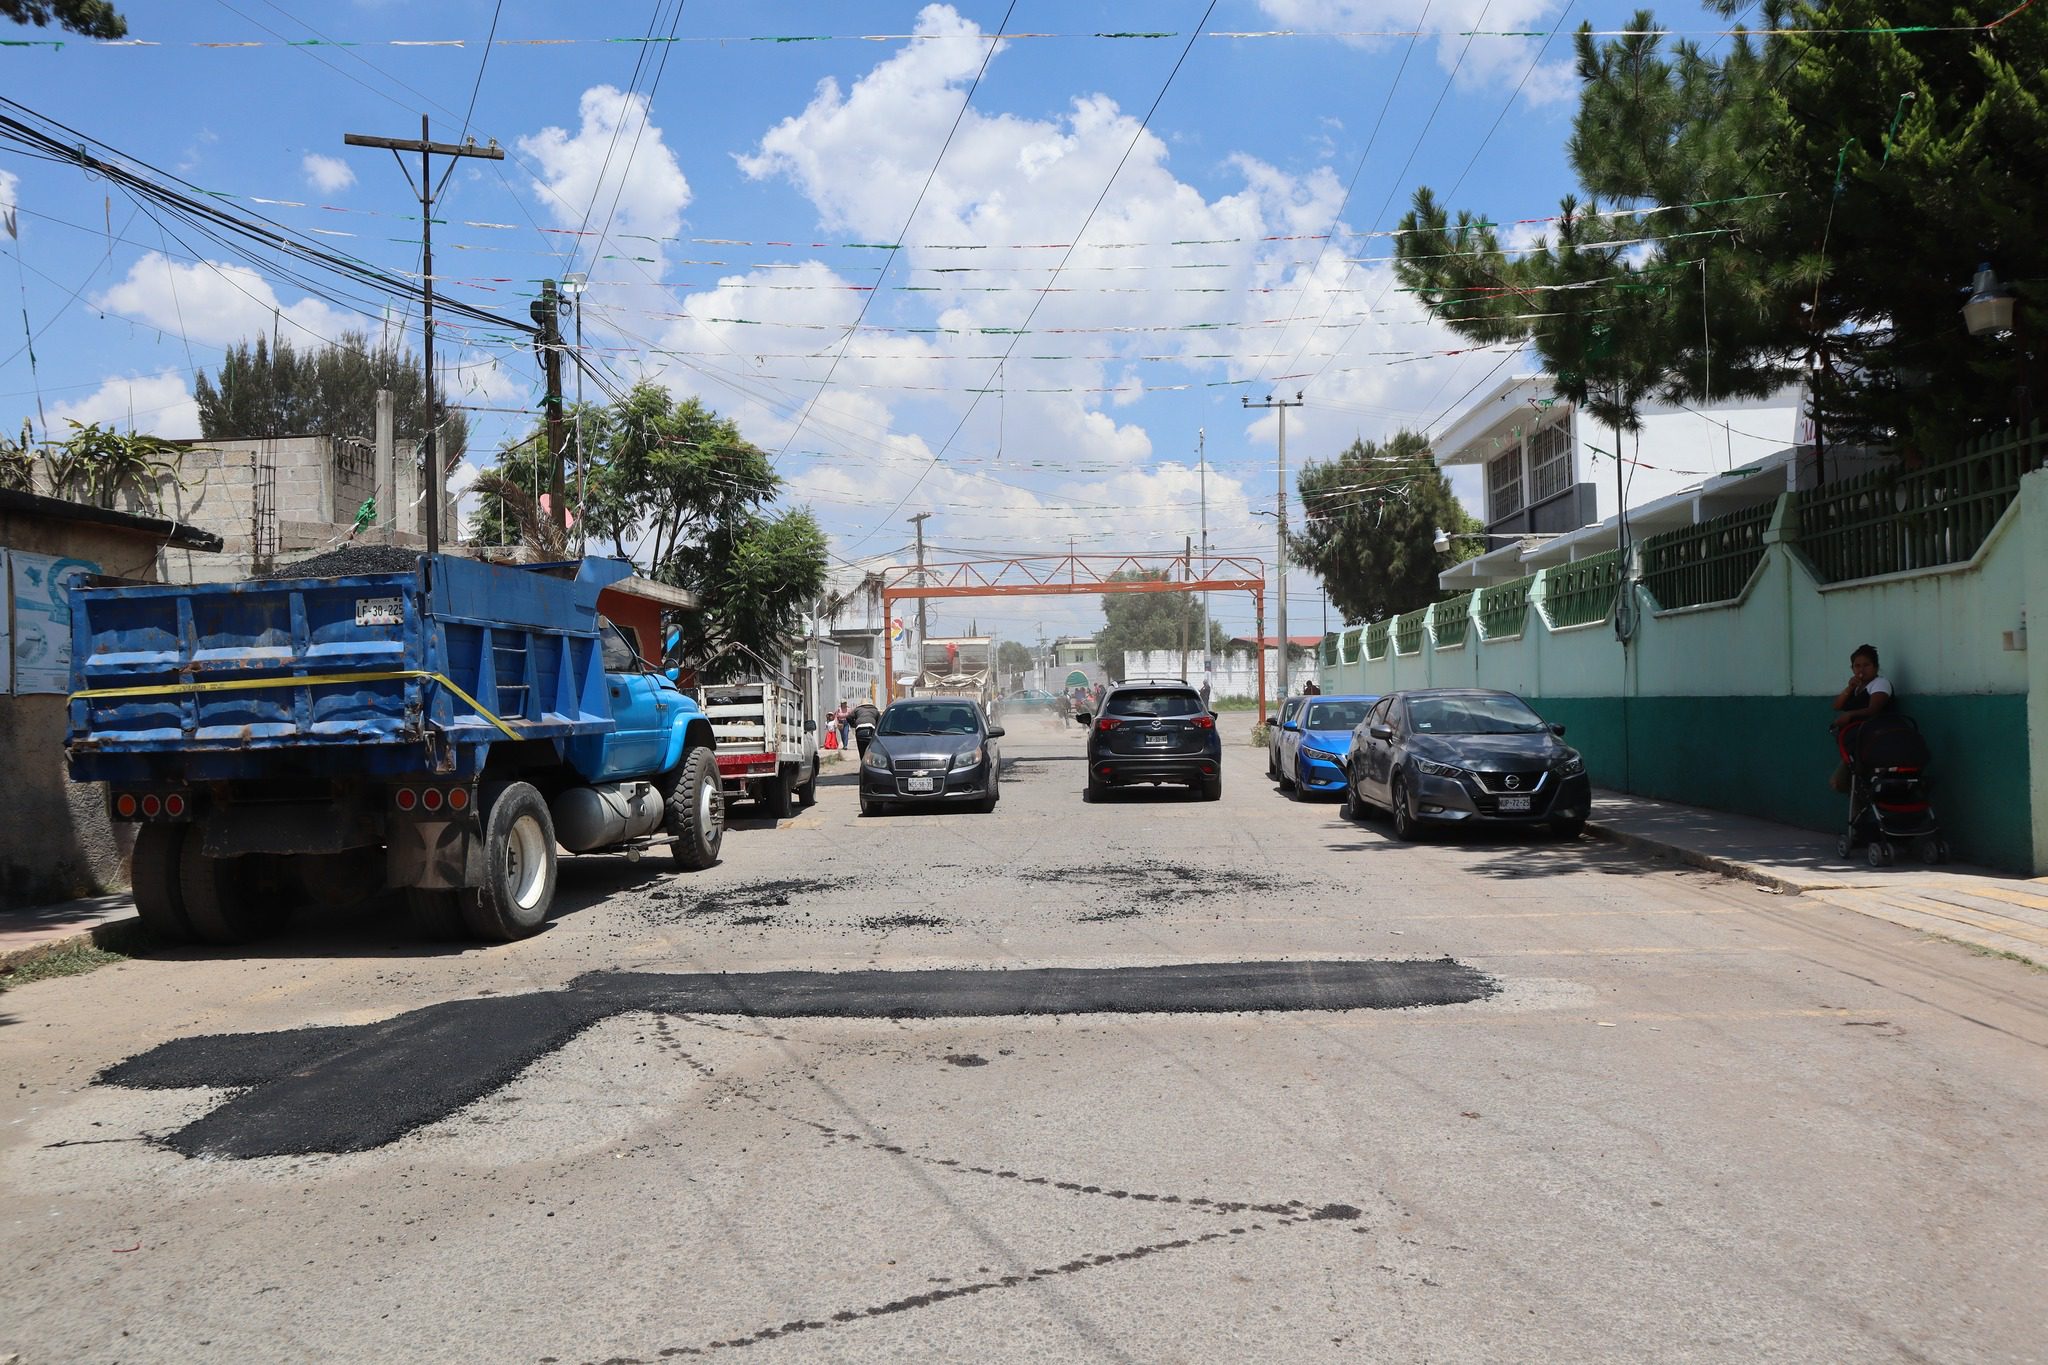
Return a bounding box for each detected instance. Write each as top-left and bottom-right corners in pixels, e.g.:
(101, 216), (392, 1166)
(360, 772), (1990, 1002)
(68, 669), (523, 741)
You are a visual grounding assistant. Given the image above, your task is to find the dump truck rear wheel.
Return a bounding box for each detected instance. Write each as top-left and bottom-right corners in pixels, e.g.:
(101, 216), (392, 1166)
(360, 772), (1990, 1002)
(178, 827), (279, 945)
(129, 824), (194, 944)
(461, 783), (557, 942)
(666, 746), (724, 870)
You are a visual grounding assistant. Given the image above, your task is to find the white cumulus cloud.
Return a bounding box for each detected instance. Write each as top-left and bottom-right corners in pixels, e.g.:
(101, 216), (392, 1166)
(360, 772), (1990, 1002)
(93, 252), (360, 350)
(1253, 0), (1577, 105)
(301, 154), (356, 195)
(519, 84), (692, 282)
(48, 371), (201, 440)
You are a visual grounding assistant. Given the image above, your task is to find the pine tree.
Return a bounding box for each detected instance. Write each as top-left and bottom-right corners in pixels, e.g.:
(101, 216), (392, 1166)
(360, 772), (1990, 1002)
(193, 333), (468, 466)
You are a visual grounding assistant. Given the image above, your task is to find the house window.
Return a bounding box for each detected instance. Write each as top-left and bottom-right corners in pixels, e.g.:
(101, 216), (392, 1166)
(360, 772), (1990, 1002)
(1529, 423), (1572, 503)
(1486, 448), (1524, 521)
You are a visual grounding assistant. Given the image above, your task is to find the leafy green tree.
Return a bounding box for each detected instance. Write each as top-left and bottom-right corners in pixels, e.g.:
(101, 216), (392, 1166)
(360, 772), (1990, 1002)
(1093, 570), (1229, 682)
(194, 332), (468, 467)
(1291, 431), (1482, 625)
(996, 639), (1033, 686)
(1396, 0), (2048, 455)
(472, 382), (828, 680)
(1, 0), (125, 38)
(0, 420), (34, 492)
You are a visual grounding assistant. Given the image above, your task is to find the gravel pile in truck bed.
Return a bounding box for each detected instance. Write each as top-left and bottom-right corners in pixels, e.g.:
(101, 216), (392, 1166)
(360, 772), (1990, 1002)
(257, 545), (424, 580)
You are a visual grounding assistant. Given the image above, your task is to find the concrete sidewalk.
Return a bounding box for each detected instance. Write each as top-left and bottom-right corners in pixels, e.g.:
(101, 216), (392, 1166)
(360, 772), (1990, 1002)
(1587, 789), (2048, 966)
(0, 892), (142, 972)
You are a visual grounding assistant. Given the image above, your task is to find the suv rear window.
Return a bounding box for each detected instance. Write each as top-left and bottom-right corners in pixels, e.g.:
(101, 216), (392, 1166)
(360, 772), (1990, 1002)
(1107, 688), (1203, 718)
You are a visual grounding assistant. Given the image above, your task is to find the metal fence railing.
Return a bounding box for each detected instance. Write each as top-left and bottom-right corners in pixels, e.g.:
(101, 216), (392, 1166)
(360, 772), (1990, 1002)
(1393, 607), (1428, 654)
(1340, 627), (1359, 664)
(1432, 592), (1473, 648)
(1321, 633), (1338, 667)
(1543, 549), (1625, 627)
(1476, 576), (1535, 639)
(1792, 425), (2039, 584)
(1641, 500), (1776, 609)
(1364, 619), (1390, 659)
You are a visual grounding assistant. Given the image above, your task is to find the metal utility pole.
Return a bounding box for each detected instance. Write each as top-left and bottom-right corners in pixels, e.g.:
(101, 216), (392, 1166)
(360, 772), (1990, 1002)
(1198, 426), (1211, 686)
(908, 512), (931, 682)
(1243, 392), (1303, 697)
(530, 278), (569, 537)
(344, 117), (505, 556)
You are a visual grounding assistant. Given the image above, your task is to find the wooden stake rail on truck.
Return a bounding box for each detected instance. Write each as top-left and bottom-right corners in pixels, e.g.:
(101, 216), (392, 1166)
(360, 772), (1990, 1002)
(699, 679), (819, 819)
(65, 554), (725, 945)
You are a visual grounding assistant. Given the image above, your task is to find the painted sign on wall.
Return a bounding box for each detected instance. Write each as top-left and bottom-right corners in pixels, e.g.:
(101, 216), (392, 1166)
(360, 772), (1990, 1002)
(9, 549), (100, 694)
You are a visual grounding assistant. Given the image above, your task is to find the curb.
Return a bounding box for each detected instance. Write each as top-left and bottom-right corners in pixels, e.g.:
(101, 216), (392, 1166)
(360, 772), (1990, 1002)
(1582, 820), (1829, 896)
(0, 915), (148, 974)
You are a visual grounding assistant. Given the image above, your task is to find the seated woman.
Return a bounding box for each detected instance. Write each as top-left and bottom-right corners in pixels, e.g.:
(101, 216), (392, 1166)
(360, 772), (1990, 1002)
(1829, 643), (1893, 793)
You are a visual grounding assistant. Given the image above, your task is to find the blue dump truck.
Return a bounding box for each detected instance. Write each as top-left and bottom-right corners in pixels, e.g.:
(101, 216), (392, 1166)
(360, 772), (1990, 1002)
(64, 553), (724, 945)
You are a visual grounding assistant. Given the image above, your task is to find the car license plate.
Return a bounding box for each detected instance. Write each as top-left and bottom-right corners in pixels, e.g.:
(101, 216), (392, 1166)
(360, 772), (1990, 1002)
(1144, 736), (1171, 748)
(1498, 795), (1532, 812)
(905, 775), (937, 793)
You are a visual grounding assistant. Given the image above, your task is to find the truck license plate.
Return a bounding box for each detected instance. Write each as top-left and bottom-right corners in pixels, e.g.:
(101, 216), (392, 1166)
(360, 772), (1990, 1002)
(1498, 795), (1532, 812)
(354, 596), (402, 626)
(906, 776), (937, 793)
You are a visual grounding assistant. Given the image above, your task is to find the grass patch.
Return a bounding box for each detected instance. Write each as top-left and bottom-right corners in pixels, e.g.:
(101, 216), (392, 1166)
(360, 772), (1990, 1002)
(0, 938), (132, 992)
(1940, 934), (2045, 972)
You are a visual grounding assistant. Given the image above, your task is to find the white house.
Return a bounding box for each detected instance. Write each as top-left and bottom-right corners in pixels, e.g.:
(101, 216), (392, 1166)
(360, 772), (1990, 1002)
(1433, 374), (1815, 587)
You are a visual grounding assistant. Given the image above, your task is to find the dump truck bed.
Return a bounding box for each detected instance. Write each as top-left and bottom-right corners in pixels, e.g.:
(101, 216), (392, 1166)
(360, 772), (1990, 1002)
(67, 554), (614, 783)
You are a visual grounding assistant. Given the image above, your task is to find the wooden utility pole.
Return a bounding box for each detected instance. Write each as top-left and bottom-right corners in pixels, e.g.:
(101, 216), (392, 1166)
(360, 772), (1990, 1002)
(343, 117), (505, 555)
(531, 278), (569, 535)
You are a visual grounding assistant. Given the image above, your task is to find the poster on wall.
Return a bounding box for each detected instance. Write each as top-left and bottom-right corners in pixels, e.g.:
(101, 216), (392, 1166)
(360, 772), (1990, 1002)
(10, 550), (101, 694)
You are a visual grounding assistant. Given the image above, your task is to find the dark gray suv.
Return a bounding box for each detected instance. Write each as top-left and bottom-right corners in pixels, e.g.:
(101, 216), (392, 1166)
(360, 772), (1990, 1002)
(1081, 680), (1222, 801)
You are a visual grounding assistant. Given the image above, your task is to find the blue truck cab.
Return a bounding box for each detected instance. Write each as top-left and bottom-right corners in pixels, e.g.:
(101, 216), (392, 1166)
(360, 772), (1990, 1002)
(65, 553), (724, 944)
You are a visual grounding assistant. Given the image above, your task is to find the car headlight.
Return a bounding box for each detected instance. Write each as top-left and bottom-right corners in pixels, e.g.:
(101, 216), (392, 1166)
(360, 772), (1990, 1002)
(1413, 758), (1466, 779)
(952, 743), (983, 769)
(1560, 751), (1584, 776)
(1302, 745), (1341, 763)
(863, 746), (890, 771)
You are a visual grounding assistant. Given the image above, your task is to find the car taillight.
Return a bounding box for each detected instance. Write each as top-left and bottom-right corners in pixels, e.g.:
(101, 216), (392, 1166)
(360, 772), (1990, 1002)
(448, 786), (470, 811)
(114, 793), (138, 819)
(395, 787), (418, 812)
(421, 787), (445, 812)
(1095, 717), (1120, 731)
(1190, 713), (1215, 729)
(164, 793), (187, 817)
(141, 793), (162, 817)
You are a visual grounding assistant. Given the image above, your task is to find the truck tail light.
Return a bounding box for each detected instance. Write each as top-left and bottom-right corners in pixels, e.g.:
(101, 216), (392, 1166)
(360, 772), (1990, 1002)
(115, 793), (138, 819)
(448, 786), (470, 811)
(395, 787), (418, 812)
(141, 794), (162, 818)
(421, 787), (444, 812)
(164, 793), (188, 817)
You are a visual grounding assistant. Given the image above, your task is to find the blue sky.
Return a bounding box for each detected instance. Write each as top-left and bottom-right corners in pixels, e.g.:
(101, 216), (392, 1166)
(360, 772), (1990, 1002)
(0, 0), (1717, 642)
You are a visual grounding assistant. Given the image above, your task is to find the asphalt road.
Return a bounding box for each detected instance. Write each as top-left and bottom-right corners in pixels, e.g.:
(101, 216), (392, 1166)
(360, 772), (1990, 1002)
(3, 711), (2045, 1363)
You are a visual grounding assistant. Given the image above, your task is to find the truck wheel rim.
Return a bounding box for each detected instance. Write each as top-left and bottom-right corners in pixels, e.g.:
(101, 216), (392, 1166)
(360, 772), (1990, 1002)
(505, 814), (549, 911)
(699, 777), (723, 838)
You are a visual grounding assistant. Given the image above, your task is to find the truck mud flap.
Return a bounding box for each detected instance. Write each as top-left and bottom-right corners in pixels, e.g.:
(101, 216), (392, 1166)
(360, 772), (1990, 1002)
(387, 817), (479, 890)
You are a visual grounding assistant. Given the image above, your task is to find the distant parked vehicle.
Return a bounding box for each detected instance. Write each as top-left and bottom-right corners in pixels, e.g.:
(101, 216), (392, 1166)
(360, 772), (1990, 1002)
(1004, 688), (1061, 710)
(1083, 680), (1221, 801)
(700, 678), (819, 819)
(1266, 695), (1307, 783)
(1279, 695), (1378, 798)
(860, 698), (1004, 815)
(1342, 688), (1590, 840)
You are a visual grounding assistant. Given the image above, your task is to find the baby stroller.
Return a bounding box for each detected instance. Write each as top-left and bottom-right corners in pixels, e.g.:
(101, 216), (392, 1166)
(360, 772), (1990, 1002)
(1837, 713), (1949, 867)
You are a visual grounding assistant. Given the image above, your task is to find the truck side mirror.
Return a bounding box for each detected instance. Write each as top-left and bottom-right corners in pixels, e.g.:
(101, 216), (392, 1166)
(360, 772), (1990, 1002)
(803, 720), (817, 734)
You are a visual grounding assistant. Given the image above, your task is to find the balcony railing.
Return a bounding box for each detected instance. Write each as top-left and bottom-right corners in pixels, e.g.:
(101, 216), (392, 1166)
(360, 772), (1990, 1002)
(1476, 576), (1535, 639)
(1792, 425), (2038, 584)
(1543, 549), (1624, 627)
(1641, 500), (1775, 609)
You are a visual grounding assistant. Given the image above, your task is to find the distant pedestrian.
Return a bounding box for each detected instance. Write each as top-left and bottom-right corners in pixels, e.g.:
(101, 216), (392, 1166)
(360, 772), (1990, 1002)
(1302, 680), (1320, 696)
(1199, 679), (1211, 709)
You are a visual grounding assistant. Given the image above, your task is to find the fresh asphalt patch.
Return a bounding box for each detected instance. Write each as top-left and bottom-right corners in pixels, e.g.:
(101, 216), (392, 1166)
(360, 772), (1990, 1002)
(99, 959), (1496, 1160)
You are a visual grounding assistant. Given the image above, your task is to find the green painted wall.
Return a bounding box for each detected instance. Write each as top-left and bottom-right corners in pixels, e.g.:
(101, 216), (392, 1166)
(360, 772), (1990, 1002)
(1533, 693), (2032, 872)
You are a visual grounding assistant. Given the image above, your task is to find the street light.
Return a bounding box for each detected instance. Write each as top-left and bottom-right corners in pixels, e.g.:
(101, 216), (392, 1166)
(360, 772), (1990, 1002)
(1962, 262), (2016, 338)
(1433, 528), (1559, 553)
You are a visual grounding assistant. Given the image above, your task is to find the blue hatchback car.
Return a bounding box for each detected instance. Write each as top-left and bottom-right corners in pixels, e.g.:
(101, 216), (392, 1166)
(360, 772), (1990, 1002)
(1279, 695), (1378, 797)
